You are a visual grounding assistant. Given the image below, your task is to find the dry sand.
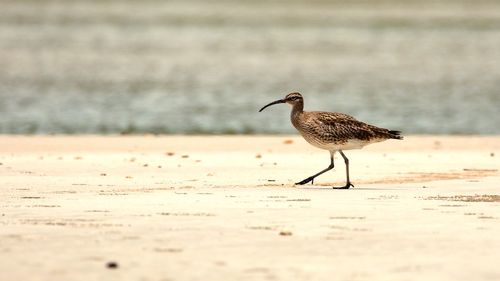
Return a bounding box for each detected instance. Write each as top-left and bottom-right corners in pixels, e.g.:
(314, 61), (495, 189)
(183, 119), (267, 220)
(0, 135), (499, 281)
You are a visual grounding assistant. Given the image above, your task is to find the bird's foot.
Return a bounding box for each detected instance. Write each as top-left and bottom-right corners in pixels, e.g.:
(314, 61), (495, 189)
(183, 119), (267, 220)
(295, 176), (315, 185)
(333, 182), (354, 189)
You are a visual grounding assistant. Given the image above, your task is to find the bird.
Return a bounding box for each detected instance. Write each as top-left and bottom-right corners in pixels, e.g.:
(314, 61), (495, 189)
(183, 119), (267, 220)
(259, 92), (402, 189)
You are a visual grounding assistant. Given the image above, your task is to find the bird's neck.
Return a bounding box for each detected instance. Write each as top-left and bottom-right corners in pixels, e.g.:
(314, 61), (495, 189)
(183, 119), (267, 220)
(290, 101), (304, 128)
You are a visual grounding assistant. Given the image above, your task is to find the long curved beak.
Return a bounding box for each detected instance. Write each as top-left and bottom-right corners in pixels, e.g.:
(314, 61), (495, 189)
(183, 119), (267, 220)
(259, 99), (285, 112)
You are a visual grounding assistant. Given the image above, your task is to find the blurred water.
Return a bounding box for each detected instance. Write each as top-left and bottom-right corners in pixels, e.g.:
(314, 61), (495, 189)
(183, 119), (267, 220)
(1, 0), (500, 134)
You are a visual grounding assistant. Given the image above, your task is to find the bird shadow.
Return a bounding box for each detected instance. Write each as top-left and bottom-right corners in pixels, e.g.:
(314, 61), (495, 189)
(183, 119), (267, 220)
(295, 185), (415, 191)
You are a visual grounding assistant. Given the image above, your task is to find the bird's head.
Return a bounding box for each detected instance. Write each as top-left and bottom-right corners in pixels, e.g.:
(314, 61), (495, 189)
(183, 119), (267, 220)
(259, 92), (303, 112)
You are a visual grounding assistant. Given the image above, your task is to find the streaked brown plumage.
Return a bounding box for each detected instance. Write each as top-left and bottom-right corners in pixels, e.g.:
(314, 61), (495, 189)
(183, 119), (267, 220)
(259, 92), (402, 189)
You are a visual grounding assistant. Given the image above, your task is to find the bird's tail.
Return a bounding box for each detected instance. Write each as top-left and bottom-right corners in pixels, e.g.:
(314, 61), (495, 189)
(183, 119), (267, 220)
(388, 130), (403, 140)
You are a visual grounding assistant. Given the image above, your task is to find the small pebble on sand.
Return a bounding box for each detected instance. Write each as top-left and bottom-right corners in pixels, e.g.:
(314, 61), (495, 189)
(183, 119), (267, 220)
(106, 261), (118, 269)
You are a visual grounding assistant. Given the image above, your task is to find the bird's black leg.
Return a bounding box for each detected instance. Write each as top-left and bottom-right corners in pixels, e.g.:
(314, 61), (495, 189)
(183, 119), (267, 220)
(333, 150), (354, 189)
(296, 151), (335, 185)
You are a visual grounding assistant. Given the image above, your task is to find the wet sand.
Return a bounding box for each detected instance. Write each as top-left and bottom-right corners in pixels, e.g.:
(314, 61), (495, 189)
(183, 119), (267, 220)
(1, 135), (499, 281)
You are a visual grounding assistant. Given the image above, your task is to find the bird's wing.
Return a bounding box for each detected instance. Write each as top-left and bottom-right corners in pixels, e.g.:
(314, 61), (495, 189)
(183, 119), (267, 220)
(301, 112), (385, 142)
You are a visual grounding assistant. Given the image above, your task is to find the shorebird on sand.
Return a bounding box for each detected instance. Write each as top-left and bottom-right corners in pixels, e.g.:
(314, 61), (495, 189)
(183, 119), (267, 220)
(259, 92), (403, 189)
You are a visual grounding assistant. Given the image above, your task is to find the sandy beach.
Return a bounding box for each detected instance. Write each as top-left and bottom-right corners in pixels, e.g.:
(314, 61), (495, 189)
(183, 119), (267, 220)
(0, 135), (499, 281)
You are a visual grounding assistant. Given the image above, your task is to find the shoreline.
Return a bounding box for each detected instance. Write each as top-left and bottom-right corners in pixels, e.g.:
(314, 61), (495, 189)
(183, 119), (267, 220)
(1, 135), (499, 281)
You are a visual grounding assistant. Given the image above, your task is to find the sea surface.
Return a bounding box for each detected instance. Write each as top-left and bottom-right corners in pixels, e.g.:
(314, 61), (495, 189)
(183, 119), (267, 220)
(1, 0), (500, 134)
